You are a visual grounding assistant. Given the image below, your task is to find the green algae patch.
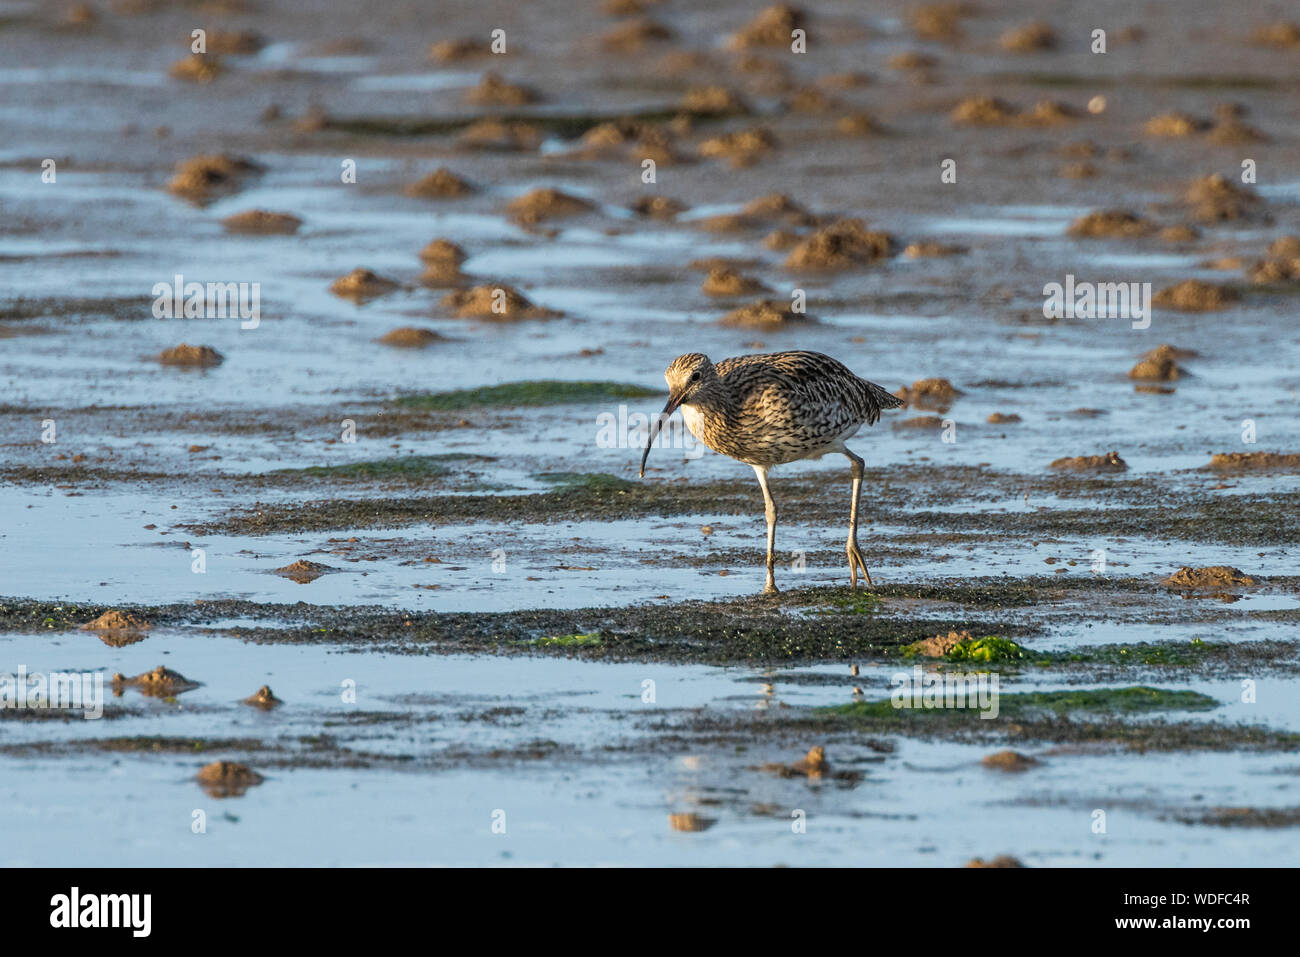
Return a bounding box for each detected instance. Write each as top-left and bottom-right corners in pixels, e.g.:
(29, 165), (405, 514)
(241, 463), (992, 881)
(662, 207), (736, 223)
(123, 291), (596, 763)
(529, 632), (603, 648)
(535, 472), (637, 492)
(946, 636), (1028, 662)
(393, 380), (658, 411)
(274, 454), (486, 482)
(903, 634), (1033, 662)
(825, 686), (1216, 724)
(1062, 639), (1218, 667)
(1003, 686), (1217, 715)
(0, 601), (99, 632)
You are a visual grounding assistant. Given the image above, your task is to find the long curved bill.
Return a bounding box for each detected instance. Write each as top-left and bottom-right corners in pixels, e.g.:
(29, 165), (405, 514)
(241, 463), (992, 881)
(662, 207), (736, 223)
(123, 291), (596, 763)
(639, 392), (683, 478)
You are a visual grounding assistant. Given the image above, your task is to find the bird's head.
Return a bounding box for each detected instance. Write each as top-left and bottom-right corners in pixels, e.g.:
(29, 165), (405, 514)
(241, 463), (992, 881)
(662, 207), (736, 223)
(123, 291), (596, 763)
(664, 352), (717, 407)
(639, 353), (715, 478)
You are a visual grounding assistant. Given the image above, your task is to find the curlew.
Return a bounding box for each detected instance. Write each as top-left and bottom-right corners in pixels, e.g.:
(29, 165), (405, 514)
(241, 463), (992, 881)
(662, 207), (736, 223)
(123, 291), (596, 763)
(640, 350), (902, 594)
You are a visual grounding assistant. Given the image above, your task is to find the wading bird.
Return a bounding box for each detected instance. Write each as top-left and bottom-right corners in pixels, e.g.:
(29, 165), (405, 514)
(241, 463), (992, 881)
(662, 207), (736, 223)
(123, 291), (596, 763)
(640, 351), (901, 593)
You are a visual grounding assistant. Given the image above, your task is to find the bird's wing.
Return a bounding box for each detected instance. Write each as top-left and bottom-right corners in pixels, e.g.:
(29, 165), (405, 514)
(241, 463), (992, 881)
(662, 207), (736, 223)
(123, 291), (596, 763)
(718, 351), (900, 427)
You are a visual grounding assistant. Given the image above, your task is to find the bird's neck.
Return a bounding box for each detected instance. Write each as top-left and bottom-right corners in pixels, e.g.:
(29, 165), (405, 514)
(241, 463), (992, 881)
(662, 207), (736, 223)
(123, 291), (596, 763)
(686, 380), (738, 420)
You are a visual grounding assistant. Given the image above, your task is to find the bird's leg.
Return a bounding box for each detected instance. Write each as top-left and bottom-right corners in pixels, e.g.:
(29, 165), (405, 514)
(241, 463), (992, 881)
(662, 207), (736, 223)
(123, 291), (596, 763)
(844, 450), (872, 589)
(753, 465), (779, 594)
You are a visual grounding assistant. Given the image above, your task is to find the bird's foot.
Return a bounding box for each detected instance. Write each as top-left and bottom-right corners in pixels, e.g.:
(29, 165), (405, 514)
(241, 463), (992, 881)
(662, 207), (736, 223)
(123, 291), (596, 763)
(762, 580), (780, 596)
(847, 541), (874, 589)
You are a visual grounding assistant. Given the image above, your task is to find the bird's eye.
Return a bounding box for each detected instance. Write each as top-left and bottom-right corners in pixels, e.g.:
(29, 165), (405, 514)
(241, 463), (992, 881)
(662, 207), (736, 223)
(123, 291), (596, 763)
(690, 371), (701, 382)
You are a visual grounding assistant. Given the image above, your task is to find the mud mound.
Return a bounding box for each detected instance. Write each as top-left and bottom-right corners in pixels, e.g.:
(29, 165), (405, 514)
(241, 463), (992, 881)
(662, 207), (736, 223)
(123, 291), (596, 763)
(404, 168), (475, 199)
(759, 746), (830, 778)
(241, 685), (283, 709)
(1163, 566), (1257, 589)
(376, 327), (446, 348)
(197, 760), (264, 797)
(1246, 237), (1300, 283)
(702, 268), (767, 296)
(743, 193), (814, 224)
(601, 18), (675, 52)
(1049, 450), (1127, 472)
(1159, 225), (1200, 243)
(903, 241), (966, 258)
(329, 268), (400, 302)
(908, 629), (972, 657)
(112, 665), (199, 698)
(60, 4), (97, 26)
(630, 196), (687, 219)
(910, 3), (973, 42)
(966, 856), (1025, 868)
(788, 86), (839, 113)
(784, 218), (893, 269)
(668, 812), (715, 832)
(1067, 209), (1156, 238)
(951, 95), (1080, 128)
(419, 239), (467, 265)
(1061, 162), (1097, 179)
(1000, 22), (1057, 52)
(687, 256), (761, 273)
(696, 127), (774, 167)
(221, 209), (302, 234)
(1206, 451), (1300, 471)
(888, 51), (938, 70)
(761, 229), (800, 250)
(418, 261), (466, 287)
(157, 344), (223, 367)
(274, 559), (338, 583)
(1129, 344), (1194, 381)
(718, 299), (809, 327)
(987, 412), (1021, 424)
(1184, 174), (1264, 223)
(692, 212), (752, 233)
(441, 285), (559, 320)
(1020, 99), (1081, 126)
(951, 96), (1017, 125)
(165, 153), (262, 204)
(1144, 112), (1209, 137)
(1268, 236), (1300, 258)
(1208, 120), (1267, 145)
(428, 38), (492, 62)
(506, 188), (595, 225)
(168, 54), (223, 83)
(80, 610), (151, 636)
(894, 378), (962, 412)
(680, 86), (747, 114)
(1250, 22), (1300, 47)
(982, 750), (1041, 771)
(1152, 279), (1238, 311)
(458, 119), (542, 152)
(701, 194), (813, 232)
(1248, 258), (1300, 284)
(835, 112), (883, 136)
(466, 71), (538, 106)
(698, 127), (777, 167)
(729, 5), (805, 49)
(573, 120), (681, 164)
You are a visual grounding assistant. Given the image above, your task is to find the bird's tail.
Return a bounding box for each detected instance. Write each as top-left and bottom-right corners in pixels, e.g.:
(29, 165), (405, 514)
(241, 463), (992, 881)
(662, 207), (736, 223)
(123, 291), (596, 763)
(862, 378), (904, 424)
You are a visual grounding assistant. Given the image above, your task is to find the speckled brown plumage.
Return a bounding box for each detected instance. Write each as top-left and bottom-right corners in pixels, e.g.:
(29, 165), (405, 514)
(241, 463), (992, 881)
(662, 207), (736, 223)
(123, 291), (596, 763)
(641, 350), (902, 593)
(667, 350), (900, 467)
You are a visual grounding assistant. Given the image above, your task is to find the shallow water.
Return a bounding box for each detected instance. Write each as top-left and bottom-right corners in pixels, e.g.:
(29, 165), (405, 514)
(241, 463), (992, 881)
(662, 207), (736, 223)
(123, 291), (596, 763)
(3, 0), (1300, 866)
(2, 628), (1295, 867)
